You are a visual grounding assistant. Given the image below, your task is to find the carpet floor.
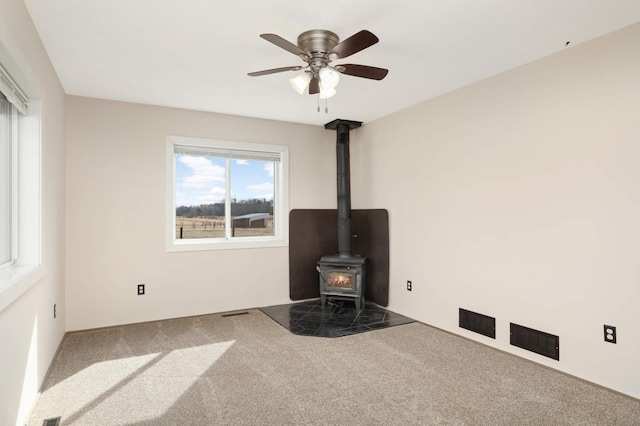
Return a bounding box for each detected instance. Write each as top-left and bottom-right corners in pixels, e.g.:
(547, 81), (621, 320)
(27, 309), (640, 425)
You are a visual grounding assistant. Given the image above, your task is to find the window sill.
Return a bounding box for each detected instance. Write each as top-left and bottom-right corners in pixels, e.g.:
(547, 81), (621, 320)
(166, 237), (288, 252)
(0, 264), (43, 312)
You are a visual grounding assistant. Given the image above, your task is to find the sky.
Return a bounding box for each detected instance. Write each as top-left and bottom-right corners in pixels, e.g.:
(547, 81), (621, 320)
(175, 155), (274, 207)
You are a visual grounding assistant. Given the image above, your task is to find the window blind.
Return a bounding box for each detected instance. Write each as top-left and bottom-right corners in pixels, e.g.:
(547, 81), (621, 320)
(0, 63), (28, 115)
(174, 144), (281, 163)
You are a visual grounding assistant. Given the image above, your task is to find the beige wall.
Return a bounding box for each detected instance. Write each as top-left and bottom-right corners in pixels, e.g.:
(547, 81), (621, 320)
(65, 97), (335, 331)
(0, 0), (66, 425)
(351, 22), (640, 398)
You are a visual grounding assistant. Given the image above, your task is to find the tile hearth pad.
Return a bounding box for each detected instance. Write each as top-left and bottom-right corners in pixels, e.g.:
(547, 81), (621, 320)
(260, 300), (414, 338)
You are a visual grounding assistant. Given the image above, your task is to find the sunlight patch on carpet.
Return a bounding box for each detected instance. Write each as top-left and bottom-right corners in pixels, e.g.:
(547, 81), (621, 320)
(40, 340), (235, 424)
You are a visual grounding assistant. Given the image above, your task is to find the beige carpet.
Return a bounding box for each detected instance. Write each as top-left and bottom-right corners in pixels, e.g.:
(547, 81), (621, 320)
(28, 309), (640, 425)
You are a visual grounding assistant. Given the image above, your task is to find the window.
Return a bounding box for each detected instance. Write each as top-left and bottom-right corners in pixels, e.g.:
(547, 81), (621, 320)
(0, 91), (16, 270)
(166, 135), (289, 251)
(0, 59), (42, 312)
(1, 60), (28, 270)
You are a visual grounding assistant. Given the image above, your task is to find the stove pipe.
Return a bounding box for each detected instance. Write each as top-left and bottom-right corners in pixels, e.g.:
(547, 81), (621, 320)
(325, 119), (362, 258)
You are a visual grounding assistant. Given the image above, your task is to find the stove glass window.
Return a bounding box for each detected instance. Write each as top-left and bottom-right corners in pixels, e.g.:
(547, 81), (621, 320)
(327, 271), (354, 289)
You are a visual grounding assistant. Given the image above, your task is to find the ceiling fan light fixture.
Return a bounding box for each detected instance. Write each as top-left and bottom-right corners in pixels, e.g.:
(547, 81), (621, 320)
(319, 87), (337, 99)
(319, 66), (340, 90)
(289, 72), (311, 94)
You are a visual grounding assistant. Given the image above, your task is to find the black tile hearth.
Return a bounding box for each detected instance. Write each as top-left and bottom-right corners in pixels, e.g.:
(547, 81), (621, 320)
(260, 299), (415, 338)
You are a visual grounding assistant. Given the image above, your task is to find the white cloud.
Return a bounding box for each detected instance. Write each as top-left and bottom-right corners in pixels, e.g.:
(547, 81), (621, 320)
(178, 156), (225, 189)
(235, 159), (249, 165)
(247, 182), (273, 193)
(175, 192), (189, 206)
(264, 163), (274, 177)
(195, 186), (225, 204)
(175, 155), (227, 206)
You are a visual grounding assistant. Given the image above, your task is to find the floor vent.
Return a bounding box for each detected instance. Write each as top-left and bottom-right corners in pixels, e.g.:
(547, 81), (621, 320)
(43, 417), (61, 426)
(222, 311), (249, 318)
(510, 323), (559, 361)
(459, 308), (495, 338)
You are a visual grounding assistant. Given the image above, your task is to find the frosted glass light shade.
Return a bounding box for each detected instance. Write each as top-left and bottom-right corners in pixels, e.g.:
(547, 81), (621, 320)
(289, 72), (311, 94)
(319, 67), (340, 90)
(319, 87), (337, 99)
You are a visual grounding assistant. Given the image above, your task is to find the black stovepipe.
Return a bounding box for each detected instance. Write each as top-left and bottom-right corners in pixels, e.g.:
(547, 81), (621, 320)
(324, 119), (362, 258)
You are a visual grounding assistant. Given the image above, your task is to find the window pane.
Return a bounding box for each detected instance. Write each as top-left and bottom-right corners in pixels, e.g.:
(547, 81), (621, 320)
(175, 154), (226, 239)
(0, 94), (12, 266)
(230, 159), (275, 238)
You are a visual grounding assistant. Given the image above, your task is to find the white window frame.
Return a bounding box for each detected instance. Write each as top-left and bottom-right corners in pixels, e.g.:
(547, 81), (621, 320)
(165, 135), (289, 252)
(0, 91), (18, 271)
(0, 58), (42, 313)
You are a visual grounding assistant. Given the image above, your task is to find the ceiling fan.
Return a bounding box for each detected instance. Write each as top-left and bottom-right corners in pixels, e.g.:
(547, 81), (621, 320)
(248, 29), (388, 99)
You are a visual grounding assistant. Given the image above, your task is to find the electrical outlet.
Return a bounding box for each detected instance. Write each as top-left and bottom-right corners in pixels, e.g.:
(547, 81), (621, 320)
(137, 284), (145, 295)
(604, 325), (616, 344)
(407, 280), (412, 291)
(53, 303), (56, 319)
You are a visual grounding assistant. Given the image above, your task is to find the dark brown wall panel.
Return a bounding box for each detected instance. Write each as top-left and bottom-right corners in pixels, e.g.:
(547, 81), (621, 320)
(289, 209), (337, 301)
(289, 209), (389, 306)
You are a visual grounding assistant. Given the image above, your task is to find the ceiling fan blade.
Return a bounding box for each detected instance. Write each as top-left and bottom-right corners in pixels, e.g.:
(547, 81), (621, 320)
(308, 77), (319, 95)
(248, 66), (302, 77)
(260, 34), (309, 58)
(339, 64), (389, 80)
(330, 30), (379, 59)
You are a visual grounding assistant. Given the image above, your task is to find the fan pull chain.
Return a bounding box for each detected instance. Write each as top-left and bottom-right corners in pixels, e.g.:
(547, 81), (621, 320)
(316, 95), (329, 113)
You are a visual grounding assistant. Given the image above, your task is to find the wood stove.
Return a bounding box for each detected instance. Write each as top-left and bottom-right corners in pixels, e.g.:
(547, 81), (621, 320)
(317, 119), (367, 310)
(317, 255), (366, 310)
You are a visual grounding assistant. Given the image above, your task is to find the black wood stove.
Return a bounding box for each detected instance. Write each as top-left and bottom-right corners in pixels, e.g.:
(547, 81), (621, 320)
(317, 119), (367, 310)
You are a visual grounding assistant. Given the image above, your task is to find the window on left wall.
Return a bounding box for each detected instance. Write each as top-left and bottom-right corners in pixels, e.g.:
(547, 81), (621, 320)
(0, 60), (42, 312)
(0, 90), (17, 270)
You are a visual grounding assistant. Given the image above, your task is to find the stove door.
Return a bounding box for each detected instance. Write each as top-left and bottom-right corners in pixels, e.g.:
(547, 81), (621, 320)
(319, 266), (361, 296)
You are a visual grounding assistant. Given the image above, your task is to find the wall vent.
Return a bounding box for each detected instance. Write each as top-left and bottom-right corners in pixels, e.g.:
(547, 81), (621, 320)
(222, 311), (249, 318)
(43, 417), (61, 426)
(510, 323), (559, 361)
(459, 308), (495, 338)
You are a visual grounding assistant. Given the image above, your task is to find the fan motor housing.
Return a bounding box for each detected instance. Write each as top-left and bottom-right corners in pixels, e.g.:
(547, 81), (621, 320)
(297, 29), (339, 54)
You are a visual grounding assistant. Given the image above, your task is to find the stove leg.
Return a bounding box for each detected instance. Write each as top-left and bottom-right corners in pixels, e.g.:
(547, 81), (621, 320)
(355, 297), (362, 311)
(321, 295), (326, 308)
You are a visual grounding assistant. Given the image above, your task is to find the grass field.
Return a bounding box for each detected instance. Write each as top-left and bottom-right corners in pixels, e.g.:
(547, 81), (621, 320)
(176, 216), (274, 239)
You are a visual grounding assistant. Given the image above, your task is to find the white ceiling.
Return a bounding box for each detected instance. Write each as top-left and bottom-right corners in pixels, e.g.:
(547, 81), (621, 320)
(24, 0), (640, 127)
